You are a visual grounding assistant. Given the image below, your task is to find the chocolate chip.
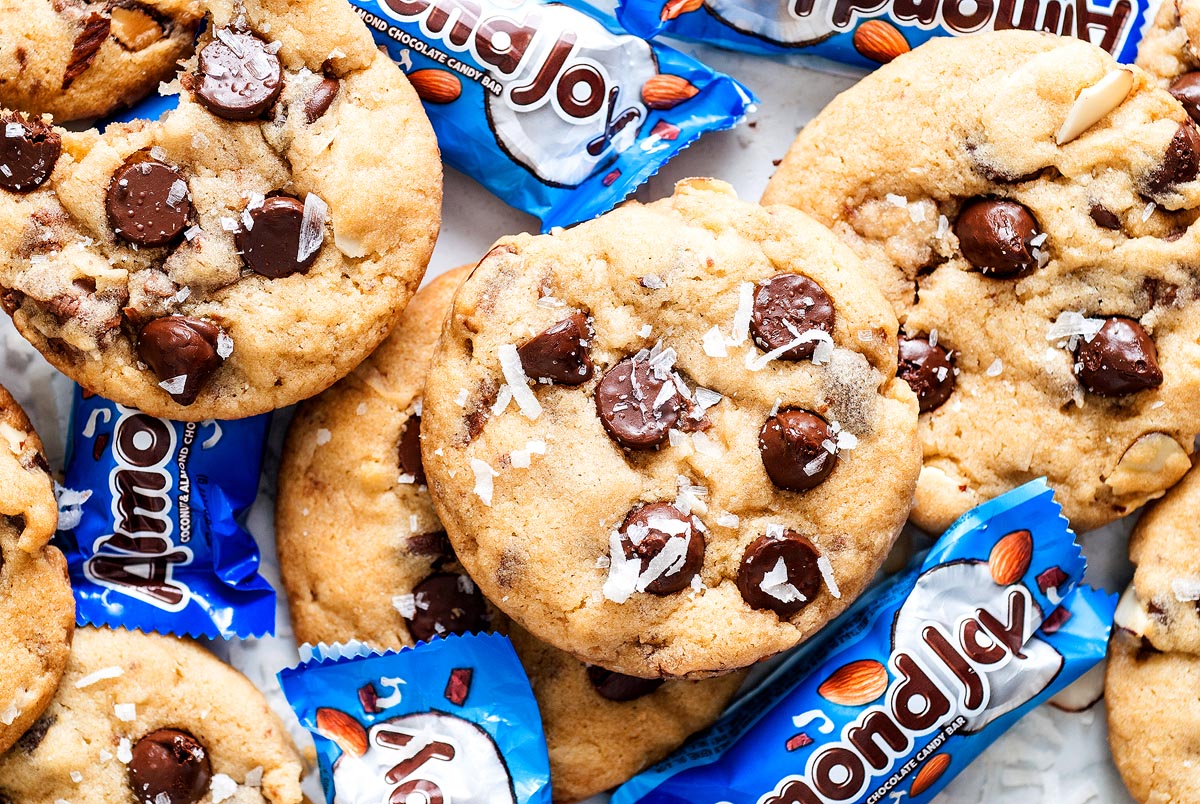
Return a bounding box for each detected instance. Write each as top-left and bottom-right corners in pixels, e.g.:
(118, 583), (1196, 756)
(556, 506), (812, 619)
(1144, 123), (1200, 196)
(137, 316), (224, 406)
(406, 530), (450, 556)
(106, 153), (191, 246)
(954, 198), (1042, 277)
(737, 531), (823, 617)
(63, 11), (111, 89)
(1073, 316), (1162, 396)
(127, 728), (212, 804)
(617, 502), (705, 595)
(897, 336), (955, 413)
(518, 313), (593, 385)
(405, 573), (488, 642)
(586, 665), (664, 701)
(193, 28), (283, 121)
(1170, 73), (1200, 124)
(304, 77), (340, 124)
(399, 414), (425, 484)
(1089, 204), (1121, 230)
(750, 274), (835, 360)
(759, 410), (836, 492)
(0, 113), (61, 193)
(595, 356), (681, 449)
(15, 714), (55, 754)
(234, 196), (316, 278)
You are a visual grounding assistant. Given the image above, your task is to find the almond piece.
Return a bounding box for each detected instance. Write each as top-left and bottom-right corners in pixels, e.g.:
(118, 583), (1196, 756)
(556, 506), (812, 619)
(315, 707), (368, 757)
(852, 20), (909, 64)
(1056, 68), (1134, 145)
(910, 753), (951, 797)
(988, 529), (1032, 586)
(660, 0), (703, 20)
(1104, 432), (1190, 497)
(408, 69), (462, 104)
(110, 7), (164, 51)
(642, 75), (699, 111)
(817, 659), (888, 706)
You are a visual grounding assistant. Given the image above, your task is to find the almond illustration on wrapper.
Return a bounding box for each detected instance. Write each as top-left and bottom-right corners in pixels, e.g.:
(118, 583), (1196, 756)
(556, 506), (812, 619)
(315, 707), (368, 757)
(988, 529), (1032, 585)
(660, 0), (703, 20)
(408, 69), (462, 104)
(817, 659), (888, 706)
(852, 19), (909, 64)
(910, 752), (951, 796)
(642, 75), (699, 110)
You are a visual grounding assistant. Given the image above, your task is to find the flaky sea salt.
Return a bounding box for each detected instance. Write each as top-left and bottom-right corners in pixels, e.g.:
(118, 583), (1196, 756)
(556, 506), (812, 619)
(747, 329), (833, 370)
(1047, 311), (1105, 351)
(1172, 578), (1200, 601)
(1142, 201), (1156, 222)
(702, 326), (728, 357)
(114, 703), (136, 721)
(454, 388), (468, 407)
(392, 594), (416, 618)
(298, 193), (328, 262)
(510, 439), (546, 469)
(537, 295), (565, 309)
(717, 512), (740, 528)
(70, 771), (83, 783)
(760, 557), (805, 603)
(638, 324), (653, 338)
(641, 274), (666, 289)
(210, 774), (237, 803)
(692, 431), (722, 457)
(470, 458), (499, 505)
(216, 331), (234, 359)
(986, 358), (1003, 377)
(166, 179), (188, 210)
(159, 376), (188, 395)
(117, 738), (132, 764)
(885, 193), (908, 208)
(498, 344), (542, 420)
(245, 767), (263, 787)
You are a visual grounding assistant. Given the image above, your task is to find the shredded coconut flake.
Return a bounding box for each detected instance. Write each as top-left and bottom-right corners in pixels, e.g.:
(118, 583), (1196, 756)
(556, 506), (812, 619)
(702, 326), (728, 357)
(114, 703), (136, 721)
(717, 512), (740, 528)
(470, 458), (499, 506)
(498, 344), (542, 420)
(760, 557), (805, 603)
(602, 530), (641, 603)
(393, 594), (416, 618)
(667, 428), (686, 448)
(491, 384), (513, 416)
(75, 666), (123, 688)
(210, 774), (237, 803)
(297, 193), (328, 262)
(732, 282), (753, 344)
(817, 555), (841, 598)
(692, 430), (722, 457)
(747, 329), (833, 370)
(537, 295), (565, 308)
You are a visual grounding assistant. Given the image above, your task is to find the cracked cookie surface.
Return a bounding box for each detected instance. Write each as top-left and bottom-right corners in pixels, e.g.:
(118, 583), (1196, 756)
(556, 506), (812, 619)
(276, 266), (744, 803)
(0, 0), (441, 420)
(421, 179), (920, 679)
(764, 31), (1200, 533)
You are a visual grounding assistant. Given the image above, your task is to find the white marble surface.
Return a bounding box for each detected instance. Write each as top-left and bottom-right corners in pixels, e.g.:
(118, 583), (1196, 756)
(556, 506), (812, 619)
(0, 22), (1149, 803)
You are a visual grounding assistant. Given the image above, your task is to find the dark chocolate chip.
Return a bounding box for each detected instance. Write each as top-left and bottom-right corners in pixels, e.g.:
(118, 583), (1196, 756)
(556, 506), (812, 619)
(63, 11), (111, 89)
(15, 714), (55, 754)
(1073, 316), (1162, 396)
(127, 728), (212, 804)
(304, 77), (340, 124)
(737, 530), (823, 617)
(749, 274), (835, 360)
(1144, 123), (1200, 195)
(954, 198), (1042, 277)
(137, 316), (224, 406)
(106, 152), (191, 246)
(1170, 73), (1200, 124)
(586, 665), (665, 701)
(0, 113), (61, 193)
(399, 414), (425, 485)
(617, 502), (705, 595)
(405, 573), (488, 642)
(1089, 204), (1121, 230)
(758, 410), (836, 492)
(193, 28), (283, 121)
(406, 530), (451, 556)
(234, 195), (317, 278)
(897, 336), (955, 413)
(517, 312), (593, 385)
(595, 356), (682, 450)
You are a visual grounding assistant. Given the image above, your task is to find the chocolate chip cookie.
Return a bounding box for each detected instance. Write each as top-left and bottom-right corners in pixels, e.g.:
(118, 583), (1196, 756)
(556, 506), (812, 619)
(763, 30), (1200, 534)
(0, 626), (303, 804)
(420, 179), (921, 679)
(1137, 0), (1200, 117)
(275, 266), (745, 802)
(0, 0), (204, 123)
(0, 384), (74, 755)
(0, 0), (441, 420)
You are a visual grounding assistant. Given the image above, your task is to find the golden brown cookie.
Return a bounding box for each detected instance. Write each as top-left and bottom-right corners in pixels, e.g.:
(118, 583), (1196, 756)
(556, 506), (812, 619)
(764, 31), (1200, 534)
(421, 179), (920, 679)
(0, 383), (74, 755)
(276, 267), (745, 803)
(0, 626), (303, 804)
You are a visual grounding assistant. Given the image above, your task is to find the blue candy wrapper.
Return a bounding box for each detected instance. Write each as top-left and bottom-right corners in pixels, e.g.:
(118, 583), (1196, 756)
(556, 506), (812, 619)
(280, 634), (553, 804)
(612, 480), (1117, 804)
(53, 385), (276, 639)
(617, 0), (1147, 68)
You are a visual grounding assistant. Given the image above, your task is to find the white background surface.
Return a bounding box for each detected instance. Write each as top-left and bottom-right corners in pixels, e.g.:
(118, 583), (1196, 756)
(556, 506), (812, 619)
(0, 17), (1156, 803)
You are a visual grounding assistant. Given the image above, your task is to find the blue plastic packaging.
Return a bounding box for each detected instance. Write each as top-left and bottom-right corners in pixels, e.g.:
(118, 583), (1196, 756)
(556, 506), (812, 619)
(348, 0), (755, 230)
(617, 0), (1148, 68)
(612, 480), (1117, 804)
(280, 634), (553, 804)
(53, 385), (275, 639)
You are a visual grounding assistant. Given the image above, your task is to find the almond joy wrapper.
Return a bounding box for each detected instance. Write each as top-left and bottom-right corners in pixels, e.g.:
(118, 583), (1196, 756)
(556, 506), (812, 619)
(53, 385), (276, 638)
(612, 479), (1117, 804)
(617, 0), (1146, 69)
(279, 634), (552, 804)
